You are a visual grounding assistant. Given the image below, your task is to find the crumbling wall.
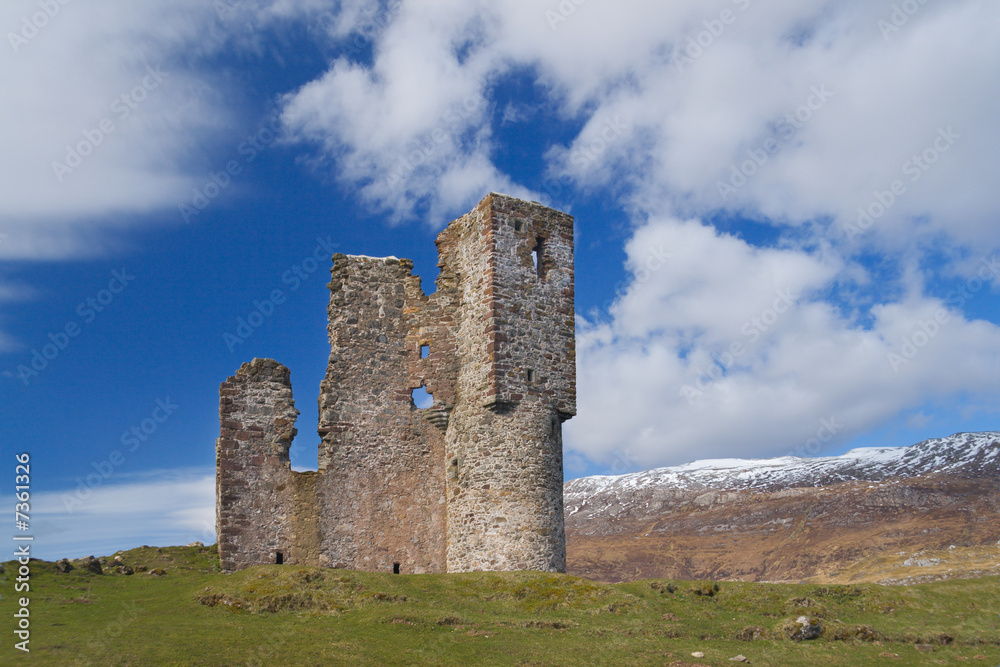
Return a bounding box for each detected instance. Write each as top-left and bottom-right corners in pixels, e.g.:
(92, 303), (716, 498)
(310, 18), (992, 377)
(216, 192), (575, 575)
(315, 255), (450, 573)
(216, 358), (300, 573)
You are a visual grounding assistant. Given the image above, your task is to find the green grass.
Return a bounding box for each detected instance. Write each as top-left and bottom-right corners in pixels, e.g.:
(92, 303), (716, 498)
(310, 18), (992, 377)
(2, 545), (998, 666)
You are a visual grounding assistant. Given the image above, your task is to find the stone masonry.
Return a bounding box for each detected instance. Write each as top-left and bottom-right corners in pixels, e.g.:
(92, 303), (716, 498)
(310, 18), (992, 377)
(216, 193), (575, 574)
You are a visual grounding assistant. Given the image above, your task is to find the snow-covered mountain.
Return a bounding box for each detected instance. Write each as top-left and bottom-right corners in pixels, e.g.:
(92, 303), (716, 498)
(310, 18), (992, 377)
(566, 432), (1000, 511)
(563, 432), (1000, 584)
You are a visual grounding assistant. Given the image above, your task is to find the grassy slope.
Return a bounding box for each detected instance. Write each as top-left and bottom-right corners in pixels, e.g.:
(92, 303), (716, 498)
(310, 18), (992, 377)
(803, 544), (1000, 585)
(1, 546), (998, 666)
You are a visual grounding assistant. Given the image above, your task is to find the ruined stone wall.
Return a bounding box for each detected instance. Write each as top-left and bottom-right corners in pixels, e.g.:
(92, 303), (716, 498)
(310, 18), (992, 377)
(443, 194), (575, 572)
(484, 195), (576, 418)
(216, 359), (300, 573)
(315, 256), (450, 573)
(216, 192), (575, 575)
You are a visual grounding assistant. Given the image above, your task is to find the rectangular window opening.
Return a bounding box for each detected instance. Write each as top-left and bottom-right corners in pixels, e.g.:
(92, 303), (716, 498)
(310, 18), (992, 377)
(420, 344), (429, 359)
(412, 385), (433, 409)
(526, 369), (535, 382)
(393, 563), (401, 575)
(532, 237), (545, 278)
(275, 552), (283, 565)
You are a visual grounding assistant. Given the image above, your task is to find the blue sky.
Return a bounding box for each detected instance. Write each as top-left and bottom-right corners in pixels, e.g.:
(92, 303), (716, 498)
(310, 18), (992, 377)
(2, 0), (998, 559)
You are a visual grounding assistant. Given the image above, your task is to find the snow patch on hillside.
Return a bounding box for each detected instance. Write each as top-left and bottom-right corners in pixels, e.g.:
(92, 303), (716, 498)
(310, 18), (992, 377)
(565, 432), (1000, 516)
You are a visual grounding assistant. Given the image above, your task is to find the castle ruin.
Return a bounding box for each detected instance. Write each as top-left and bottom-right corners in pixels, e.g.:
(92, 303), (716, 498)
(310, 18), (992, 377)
(215, 193), (576, 574)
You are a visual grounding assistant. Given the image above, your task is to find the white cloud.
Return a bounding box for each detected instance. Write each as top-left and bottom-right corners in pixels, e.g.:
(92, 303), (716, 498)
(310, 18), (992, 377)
(565, 218), (1000, 468)
(277, 0), (1000, 254)
(8, 469), (215, 561)
(2, 0), (997, 472)
(271, 0), (1000, 468)
(0, 1), (240, 259)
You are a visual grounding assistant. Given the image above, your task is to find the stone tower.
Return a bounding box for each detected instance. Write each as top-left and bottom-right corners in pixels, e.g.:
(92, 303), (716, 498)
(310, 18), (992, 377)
(215, 193), (575, 574)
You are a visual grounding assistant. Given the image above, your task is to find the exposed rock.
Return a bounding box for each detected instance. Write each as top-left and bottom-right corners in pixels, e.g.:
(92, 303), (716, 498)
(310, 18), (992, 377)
(903, 557), (940, 567)
(735, 626), (765, 641)
(782, 616), (822, 641)
(55, 559), (74, 573)
(82, 556), (103, 575)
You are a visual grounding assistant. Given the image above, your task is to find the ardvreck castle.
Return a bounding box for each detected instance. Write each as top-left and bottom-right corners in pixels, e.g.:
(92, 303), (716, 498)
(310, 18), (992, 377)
(215, 193), (576, 574)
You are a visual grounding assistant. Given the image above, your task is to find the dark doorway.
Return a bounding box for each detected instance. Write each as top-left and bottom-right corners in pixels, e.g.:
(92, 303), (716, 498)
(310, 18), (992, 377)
(393, 563), (401, 574)
(275, 552), (284, 565)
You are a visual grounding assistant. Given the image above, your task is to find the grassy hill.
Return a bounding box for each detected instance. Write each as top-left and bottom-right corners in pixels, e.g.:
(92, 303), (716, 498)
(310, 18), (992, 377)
(2, 545), (998, 666)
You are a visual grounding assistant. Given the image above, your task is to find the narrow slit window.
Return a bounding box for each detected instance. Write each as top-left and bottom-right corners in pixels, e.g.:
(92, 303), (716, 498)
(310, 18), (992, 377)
(532, 237), (545, 278)
(275, 552), (283, 565)
(393, 563), (401, 574)
(526, 369), (535, 382)
(420, 344), (430, 359)
(411, 385), (433, 409)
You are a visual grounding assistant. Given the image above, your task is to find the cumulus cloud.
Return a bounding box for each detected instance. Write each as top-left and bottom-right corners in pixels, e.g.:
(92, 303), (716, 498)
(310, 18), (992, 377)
(0, 0), (338, 345)
(3, 0), (997, 471)
(278, 0), (1000, 255)
(565, 218), (1000, 468)
(271, 0), (1000, 468)
(8, 469), (215, 561)
(0, 0), (236, 259)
